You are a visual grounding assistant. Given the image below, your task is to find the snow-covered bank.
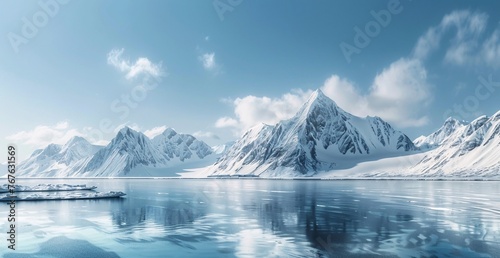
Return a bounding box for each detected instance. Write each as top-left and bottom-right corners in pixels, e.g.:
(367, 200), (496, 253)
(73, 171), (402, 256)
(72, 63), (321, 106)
(0, 191), (126, 201)
(0, 184), (97, 193)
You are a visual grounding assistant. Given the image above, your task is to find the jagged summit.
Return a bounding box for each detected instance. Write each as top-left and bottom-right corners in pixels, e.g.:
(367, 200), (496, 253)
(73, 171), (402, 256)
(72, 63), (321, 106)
(414, 117), (467, 148)
(294, 89), (346, 121)
(64, 136), (88, 145)
(158, 127), (177, 138)
(118, 126), (134, 134)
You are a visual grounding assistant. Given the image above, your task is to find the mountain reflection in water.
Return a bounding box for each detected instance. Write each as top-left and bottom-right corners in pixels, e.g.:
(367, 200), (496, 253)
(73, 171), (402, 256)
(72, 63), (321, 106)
(1, 179), (499, 258)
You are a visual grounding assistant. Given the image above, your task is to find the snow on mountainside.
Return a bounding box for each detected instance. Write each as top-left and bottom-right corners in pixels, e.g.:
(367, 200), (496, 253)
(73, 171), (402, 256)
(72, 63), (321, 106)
(17, 127), (216, 177)
(17, 136), (103, 177)
(81, 127), (171, 176)
(152, 128), (212, 161)
(203, 89), (417, 177)
(408, 111), (500, 177)
(413, 117), (467, 148)
(211, 142), (235, 155)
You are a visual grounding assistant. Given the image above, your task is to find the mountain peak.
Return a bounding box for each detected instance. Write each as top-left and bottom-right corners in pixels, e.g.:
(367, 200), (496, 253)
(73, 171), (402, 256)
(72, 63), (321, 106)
(62, 136), (91, 151)
(443, 117), (467, 126)
(65, 136), (88, 145)
(295, 89), (344, 121)
(160, 127), (177, 138)
(118, 126), (144, 137)
(311, 88), (326, 97)
(307, 89), (333, 104)
(118, 126), (134, 134)
(444, 117), (458, 123)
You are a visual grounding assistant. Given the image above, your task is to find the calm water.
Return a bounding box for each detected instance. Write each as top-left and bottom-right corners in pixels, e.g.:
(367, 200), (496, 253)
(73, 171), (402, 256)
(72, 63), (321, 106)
(1, 179), (500, 257)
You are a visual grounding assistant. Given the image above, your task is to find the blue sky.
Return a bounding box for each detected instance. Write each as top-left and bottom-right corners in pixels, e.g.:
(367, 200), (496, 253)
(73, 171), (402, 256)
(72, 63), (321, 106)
(2, 0), (500, 160)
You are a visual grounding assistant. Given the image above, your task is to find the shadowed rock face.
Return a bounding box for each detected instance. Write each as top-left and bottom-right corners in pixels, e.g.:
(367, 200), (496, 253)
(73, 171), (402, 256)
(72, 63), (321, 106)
(4, 236), (120, 258)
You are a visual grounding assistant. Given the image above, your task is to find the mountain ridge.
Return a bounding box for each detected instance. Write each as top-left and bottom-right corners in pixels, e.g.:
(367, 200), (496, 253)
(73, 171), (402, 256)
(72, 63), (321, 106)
(17, 127), (216, 177)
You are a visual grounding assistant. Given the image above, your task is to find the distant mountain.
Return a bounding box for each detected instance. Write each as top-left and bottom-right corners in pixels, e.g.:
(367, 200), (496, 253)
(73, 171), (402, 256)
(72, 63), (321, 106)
(18, 127), (215, 177)
(81, 127), (171, 176)
(414, 117), (467, 148)
(17, 136), (102, 177)
(410, 111), (500, 177)
(204, 89), (417, 177)
(211, 141), (235, 155)
(152, 128), (212, 161)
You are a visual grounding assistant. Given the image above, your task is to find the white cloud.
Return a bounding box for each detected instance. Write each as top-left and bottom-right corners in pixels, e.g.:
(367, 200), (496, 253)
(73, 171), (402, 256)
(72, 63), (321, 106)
(215, 89), (312, 132)
(482, 28), (500, 67)
(205, 36), (210, 41)
(214, 10), (500, 133)
(217, 58), (431, 131)
(107, 48), (163, 80)
(319, 75), (367, 115)
(199, 52), (216, 70)
(144, 125), (168, 139)
(443, 11), (487, 65)
(6, 121), (84, 149)
(322, 58), (431, 127)
(366, 58), (432, 127)
(413, 27), (441, 60)
(192, 131), (220, 140)
(215, 117), (239, 128)
(412, 10), (500, 68)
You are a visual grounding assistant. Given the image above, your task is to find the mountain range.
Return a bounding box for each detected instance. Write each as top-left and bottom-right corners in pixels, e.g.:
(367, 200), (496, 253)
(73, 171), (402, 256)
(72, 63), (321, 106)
(15, 89), (500, 178)
(17, 127), (217, 177)
(409, 112), (500, 177)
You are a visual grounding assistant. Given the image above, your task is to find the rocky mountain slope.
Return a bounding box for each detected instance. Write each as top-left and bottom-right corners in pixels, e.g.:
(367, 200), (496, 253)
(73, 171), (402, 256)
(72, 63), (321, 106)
(204, 90), (417, 177)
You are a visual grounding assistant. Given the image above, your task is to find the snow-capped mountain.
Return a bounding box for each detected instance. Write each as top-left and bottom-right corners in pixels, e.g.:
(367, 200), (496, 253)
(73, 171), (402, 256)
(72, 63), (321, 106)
(413, 117), (467, 148)
(18, 127), (215, 177)
(410, 111), (500, 177)
(81, 127), (171, 176)
(204, 89), (417, 177)
(17, 136), (103, 177)
(152, 128), (212, 161)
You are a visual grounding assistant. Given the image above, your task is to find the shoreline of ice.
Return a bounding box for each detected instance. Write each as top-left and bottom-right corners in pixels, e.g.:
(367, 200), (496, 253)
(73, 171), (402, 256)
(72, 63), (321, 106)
(0, 184), (97, 193)
(0, 191), (126, 201)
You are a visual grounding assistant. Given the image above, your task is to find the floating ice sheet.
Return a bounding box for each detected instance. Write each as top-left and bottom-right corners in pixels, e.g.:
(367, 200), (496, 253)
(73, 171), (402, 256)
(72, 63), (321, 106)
(0, 191), (126, 201)
(0, 183), (97, 193)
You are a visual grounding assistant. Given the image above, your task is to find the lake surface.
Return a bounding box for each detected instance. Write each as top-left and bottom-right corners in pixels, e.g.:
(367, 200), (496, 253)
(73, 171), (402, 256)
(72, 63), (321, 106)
(1, 179), (500, 257)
